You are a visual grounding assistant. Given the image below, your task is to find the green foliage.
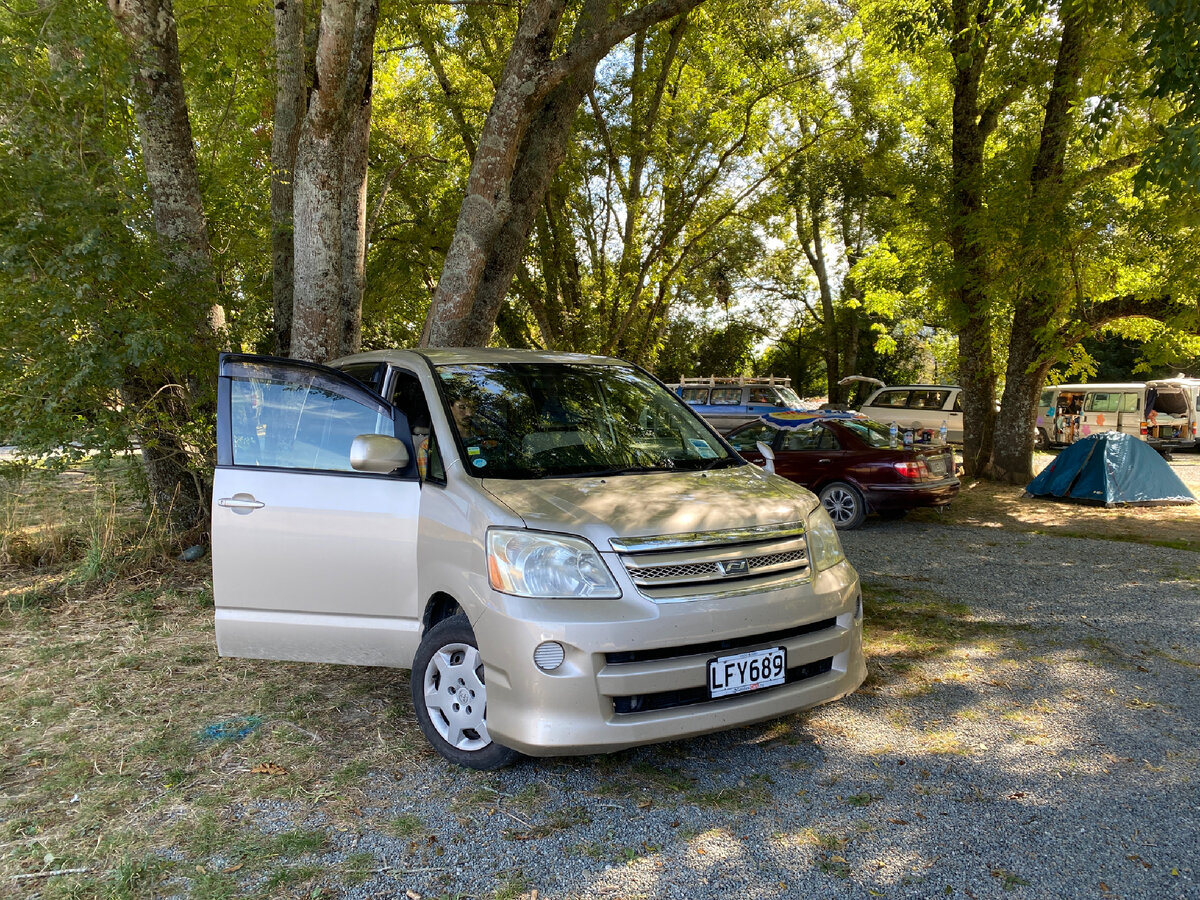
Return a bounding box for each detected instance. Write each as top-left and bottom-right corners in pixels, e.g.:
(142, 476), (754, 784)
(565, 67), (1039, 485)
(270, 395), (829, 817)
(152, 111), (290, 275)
(1136, 0), (1200, 195)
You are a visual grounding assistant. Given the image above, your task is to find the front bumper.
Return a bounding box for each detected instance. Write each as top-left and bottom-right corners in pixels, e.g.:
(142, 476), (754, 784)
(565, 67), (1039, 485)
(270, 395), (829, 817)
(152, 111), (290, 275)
(474, 563), (865, 756)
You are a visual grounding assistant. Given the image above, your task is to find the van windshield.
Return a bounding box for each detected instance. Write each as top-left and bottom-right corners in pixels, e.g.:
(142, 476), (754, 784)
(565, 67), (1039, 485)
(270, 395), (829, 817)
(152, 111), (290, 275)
(436, 363), (738, 479)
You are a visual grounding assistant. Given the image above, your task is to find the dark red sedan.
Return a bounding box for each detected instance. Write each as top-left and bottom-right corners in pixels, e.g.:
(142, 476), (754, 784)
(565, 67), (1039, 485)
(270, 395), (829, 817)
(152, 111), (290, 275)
(726, 411), (960, 528)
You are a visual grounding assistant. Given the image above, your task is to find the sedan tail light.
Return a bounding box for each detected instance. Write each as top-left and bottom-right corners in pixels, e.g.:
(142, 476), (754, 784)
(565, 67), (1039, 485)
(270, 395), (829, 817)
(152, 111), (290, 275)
(894, 459), (930, 479)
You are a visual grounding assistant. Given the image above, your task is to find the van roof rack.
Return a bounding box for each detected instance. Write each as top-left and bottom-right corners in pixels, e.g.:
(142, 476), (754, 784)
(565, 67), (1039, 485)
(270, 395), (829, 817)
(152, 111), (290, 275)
(679, 375), (792, 387)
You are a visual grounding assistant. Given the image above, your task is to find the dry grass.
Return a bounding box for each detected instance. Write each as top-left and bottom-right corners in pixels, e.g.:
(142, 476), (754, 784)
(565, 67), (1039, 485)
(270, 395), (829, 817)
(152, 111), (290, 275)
(0, 462), (443, 898)
(1, 454), (1197, 897)
(906, 451), (1200, 552)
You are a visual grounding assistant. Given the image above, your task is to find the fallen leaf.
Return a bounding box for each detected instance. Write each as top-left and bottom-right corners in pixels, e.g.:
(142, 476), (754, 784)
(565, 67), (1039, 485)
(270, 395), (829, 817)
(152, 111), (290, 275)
(696, 848), (707, 855)
(637, 798), (652, 809)
(1008, 792), (1027, 800)
(405, 891), (421, 900)
(888, 818), (909, 825)
(223, 863), (244, 873)
(1100, 882), (1110, 892)
(250, 762), (287, 776)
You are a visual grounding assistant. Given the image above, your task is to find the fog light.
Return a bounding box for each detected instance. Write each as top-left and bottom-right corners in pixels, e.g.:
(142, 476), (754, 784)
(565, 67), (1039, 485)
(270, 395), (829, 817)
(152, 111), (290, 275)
(534, 641), (565, 671)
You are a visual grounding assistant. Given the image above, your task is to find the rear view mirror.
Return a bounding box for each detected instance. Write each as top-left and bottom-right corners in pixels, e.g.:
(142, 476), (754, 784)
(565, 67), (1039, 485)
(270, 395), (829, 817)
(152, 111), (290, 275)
(350, 434), (410, 473)
(756, 440), (776, 475)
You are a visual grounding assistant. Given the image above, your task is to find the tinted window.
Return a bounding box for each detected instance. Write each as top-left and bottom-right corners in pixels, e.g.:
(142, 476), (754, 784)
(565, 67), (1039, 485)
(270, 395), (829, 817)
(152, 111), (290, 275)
(781, 424), (838, 451)
(872, 390), (910, 408)
(709, 387), (742, 406)
(748, 388), (776, 403)
(909, 389), (950, 410)
(681, 388), (709, 404)
(842, 419), (895, 448)
(727, 422), (776, 451)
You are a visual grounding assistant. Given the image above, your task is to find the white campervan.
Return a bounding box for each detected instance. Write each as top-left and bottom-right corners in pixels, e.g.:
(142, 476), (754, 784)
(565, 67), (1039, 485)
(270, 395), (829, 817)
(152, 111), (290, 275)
(1036, 377), (1197, 453)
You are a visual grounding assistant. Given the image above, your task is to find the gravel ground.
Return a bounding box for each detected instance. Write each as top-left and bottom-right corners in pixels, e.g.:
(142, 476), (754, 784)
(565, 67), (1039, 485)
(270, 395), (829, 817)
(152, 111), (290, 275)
(206, 520), (1200, 900)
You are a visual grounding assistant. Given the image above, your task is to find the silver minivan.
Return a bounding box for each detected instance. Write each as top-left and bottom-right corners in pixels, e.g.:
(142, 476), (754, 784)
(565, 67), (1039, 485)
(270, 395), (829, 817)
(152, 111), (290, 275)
(212, 349), (866, 769)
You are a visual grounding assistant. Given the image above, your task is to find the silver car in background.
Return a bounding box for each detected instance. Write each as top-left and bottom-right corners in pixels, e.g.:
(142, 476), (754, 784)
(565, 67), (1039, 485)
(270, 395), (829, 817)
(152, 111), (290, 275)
(211, 349), (865, 768)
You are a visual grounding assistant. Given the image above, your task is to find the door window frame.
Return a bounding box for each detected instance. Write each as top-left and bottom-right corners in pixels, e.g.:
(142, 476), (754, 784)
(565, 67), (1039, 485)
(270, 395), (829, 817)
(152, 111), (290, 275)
(217, 353), (416, 480)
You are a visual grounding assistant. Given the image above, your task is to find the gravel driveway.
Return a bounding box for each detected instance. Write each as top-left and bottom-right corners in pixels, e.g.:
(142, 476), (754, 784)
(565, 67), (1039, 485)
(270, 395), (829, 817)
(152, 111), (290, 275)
(229, 521), (1200, 900)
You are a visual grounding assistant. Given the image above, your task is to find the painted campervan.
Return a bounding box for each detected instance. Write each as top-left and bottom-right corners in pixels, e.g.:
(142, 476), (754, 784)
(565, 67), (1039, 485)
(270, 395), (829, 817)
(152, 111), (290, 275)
(1036, 378), (1198, 453)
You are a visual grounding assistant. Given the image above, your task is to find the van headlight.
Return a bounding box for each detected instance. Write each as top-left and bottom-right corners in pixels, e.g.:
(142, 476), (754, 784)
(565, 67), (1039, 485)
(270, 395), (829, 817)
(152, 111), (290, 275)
(806, 505), (845, 571)
(487, 529), (621, 598)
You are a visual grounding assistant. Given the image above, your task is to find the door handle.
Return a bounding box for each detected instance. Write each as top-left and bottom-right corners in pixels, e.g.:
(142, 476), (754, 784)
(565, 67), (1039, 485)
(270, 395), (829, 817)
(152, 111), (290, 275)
(818, 458), (832, 464)
(217, 496), (265, 510)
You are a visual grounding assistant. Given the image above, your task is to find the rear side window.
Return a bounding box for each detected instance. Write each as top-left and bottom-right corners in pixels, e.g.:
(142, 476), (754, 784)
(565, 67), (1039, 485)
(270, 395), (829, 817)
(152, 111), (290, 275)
(1120, 393), (1140, 412)
(710, 388), (742, 406)
(229, 368), (393, 471)
(908, 389), (950, 409)
(871, 390), (910, 408)
(1085, 392), (1120, 413)
(781, 424), (838, 451)
(1039, 390), (1055, 407)
(681, 388), (709, 404)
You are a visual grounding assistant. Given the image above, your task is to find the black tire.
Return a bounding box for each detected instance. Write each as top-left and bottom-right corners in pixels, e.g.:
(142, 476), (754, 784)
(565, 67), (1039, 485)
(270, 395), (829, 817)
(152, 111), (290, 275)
(1034, 427), (1049, 451)
(411, 614), (519, 770)
(819, 481), (866, 530)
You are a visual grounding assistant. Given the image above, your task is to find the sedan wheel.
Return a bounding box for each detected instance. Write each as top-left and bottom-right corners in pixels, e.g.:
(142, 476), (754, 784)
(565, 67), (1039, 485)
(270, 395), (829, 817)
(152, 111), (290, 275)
(411, 615), (519, 770)
(819, 481), (866, 530)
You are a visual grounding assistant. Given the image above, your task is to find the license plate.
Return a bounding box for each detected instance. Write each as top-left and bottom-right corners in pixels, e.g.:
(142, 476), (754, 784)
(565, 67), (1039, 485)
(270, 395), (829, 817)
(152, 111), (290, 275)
(708, 647), (787, 699)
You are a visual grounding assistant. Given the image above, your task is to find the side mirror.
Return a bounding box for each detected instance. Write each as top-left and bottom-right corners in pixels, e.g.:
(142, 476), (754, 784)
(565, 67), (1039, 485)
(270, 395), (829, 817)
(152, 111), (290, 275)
(755, 440), (776, 475)
(350, 434), (410, 473)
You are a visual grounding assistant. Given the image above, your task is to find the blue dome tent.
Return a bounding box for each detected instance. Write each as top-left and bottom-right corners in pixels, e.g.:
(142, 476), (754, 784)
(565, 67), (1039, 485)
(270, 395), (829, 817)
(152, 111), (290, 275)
(1026, 432), (1196, 507)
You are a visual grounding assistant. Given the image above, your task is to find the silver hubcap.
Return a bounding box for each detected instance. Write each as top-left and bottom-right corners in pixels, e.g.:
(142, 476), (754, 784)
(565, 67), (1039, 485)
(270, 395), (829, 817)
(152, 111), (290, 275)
(423, 642), (491, 751)
(822, 488), (857, 525)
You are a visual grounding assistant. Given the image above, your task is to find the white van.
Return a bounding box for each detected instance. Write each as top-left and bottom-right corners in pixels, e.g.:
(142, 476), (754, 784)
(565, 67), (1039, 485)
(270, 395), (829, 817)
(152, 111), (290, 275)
(212, 349), (866, 769)
(857, 385), (964, 443)
(1036, 379), (1197, 452)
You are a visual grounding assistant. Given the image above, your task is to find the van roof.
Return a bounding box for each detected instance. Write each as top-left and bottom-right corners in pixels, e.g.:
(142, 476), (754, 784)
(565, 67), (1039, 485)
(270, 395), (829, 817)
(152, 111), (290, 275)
(1043, 383), (1145, 392)
(335, 348), (628, 367)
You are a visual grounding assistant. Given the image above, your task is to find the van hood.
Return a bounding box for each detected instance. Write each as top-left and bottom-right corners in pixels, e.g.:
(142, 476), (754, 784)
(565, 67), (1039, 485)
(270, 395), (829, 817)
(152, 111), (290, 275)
(481, 465), (818, 548)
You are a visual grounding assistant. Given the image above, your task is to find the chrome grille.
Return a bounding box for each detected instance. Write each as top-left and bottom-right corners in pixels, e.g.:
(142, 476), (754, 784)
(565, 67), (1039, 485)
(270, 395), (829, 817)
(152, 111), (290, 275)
(631, 561), (720, 579)
(614, 523), (811, 601)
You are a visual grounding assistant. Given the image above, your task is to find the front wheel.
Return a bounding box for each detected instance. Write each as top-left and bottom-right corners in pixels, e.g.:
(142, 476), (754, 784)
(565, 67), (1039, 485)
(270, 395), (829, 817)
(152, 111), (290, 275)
(819, 481), (866, 530)
(411, 615), (519, 770)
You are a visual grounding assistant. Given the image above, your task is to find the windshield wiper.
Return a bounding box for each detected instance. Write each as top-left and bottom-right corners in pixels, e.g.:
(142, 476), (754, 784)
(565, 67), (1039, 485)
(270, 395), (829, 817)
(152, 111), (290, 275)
(544, 465), (666, 479)
(698, 456), (740, 470)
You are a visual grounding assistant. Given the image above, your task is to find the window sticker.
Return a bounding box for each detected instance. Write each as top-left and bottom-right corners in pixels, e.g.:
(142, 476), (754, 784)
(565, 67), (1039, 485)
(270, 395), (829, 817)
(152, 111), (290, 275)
(467, 446), (481, 455)
(690, 439), (718, 459)
(473, 458), (487, 468)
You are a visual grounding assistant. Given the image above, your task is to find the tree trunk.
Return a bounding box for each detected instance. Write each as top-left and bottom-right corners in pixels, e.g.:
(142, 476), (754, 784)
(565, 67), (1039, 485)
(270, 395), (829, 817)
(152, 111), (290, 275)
(271, 0), (306, 357)
(290, 0), (378, 363)
(421, 0), (707, 348)
(947, 0), (997, 477)
(991, 6), (1089, 482)
(107, 0), (219, 531)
